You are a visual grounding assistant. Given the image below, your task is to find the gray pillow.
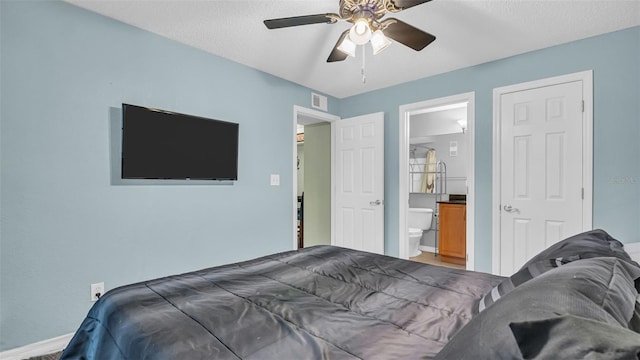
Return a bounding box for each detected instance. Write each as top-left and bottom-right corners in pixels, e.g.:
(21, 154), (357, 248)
(520, 229), (638, 270)
(630, 298), (640, 333)
(479, 230), (639, 313)
(435, 257), (640, 359)
(510, 315), (640, 359)
(478, 255), (578, 312)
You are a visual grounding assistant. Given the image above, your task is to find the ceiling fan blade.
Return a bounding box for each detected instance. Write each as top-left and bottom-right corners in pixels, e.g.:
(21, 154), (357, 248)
(264, 14), (337, 29)
(327, 30), (350, 63)
(390, 0), (432, 11)
(383, 19), (436, 51)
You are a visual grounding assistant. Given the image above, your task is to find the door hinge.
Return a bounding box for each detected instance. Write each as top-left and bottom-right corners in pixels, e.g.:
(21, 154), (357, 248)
(581, 100), (585, 113)
(581, 188), (584, 200)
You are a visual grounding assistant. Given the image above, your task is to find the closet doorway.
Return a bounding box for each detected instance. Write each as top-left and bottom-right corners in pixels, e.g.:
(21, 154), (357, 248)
(398, 93), (475, 270)
(292, 106), (339, 250)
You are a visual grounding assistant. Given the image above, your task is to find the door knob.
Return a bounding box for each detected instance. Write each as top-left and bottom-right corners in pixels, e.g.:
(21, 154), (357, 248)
(503, 204), (519, 213)
(370, 200), (382, 206)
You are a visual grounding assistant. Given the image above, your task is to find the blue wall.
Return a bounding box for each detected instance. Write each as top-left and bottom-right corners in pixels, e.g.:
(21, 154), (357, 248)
(339, 26), (640, 270)
(1, 0), (638, 351)
(0, 1), (337, 350)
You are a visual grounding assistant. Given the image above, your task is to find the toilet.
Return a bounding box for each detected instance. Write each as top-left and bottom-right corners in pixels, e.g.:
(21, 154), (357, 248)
(408, 208), (434, 257)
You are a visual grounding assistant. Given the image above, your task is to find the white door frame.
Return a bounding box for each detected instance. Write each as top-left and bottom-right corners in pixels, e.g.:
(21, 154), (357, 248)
(399, 92), (476, 269)
(292, 105), (340, 249)
(491, 70), (593, 275)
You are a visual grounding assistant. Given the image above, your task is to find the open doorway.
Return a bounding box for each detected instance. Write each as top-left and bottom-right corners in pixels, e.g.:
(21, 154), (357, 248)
(398, 93), (475, 270)
(292, 106), (339, 250)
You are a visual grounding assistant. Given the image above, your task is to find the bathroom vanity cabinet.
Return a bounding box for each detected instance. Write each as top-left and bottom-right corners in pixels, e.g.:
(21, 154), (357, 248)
(438, 202), (466, 265)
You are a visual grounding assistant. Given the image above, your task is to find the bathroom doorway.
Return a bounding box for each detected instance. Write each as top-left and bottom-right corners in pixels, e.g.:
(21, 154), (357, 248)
(398, 93), (475, 270)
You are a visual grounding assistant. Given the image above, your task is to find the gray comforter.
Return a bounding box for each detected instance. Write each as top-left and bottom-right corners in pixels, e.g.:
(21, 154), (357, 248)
(61, 246), (503, 359)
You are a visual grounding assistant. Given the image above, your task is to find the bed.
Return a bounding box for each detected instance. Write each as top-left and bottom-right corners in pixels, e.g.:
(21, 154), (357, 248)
(62, 230), (640, 359)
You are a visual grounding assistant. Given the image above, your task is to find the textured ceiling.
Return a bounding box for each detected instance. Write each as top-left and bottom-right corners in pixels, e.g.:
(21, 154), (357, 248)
(65, 0), (640, 99)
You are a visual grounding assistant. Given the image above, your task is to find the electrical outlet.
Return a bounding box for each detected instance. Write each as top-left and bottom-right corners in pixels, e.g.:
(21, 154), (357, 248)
(90, 282), (104, 302)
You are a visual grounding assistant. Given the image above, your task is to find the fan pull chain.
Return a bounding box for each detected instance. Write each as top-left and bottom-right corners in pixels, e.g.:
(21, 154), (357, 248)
(361, 45), (366, 84)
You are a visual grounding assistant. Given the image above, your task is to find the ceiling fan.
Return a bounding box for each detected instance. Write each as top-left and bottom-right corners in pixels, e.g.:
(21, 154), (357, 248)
(264, 0), (436, 62)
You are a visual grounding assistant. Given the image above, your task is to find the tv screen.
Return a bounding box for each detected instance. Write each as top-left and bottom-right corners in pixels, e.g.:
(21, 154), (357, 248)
(121, 104), (239, 180)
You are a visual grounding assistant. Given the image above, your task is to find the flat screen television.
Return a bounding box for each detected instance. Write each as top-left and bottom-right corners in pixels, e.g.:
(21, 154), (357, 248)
(121, 104), (239, 181)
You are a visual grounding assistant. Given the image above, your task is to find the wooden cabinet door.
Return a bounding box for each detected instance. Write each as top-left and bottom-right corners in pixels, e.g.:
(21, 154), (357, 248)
(439, 204), (466, 264)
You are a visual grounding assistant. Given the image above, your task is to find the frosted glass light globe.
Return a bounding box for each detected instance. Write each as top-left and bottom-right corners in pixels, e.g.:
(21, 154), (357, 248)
(349, 18), (372, 45)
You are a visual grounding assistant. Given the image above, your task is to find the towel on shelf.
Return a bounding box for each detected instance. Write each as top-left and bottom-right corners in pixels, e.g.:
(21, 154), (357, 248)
(420, 149), (437, 193)
(409, 158), (425, 193)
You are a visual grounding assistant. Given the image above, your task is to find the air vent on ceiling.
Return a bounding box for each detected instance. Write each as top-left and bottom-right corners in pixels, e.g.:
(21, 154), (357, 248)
(311, 93), (328, 111)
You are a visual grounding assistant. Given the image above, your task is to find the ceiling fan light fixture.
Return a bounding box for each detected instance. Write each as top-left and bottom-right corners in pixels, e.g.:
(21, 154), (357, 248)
(337, 35), (357, 57)
(370, 30), (391, 55)
(349, 18), (372, 45)
(264, 0), (437, 63)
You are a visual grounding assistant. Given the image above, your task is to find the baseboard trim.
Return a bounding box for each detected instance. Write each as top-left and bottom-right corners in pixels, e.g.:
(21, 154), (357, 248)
(419, 245), (436, 253)
(624, 242), (640, 264)
(0, 333), (73, 360)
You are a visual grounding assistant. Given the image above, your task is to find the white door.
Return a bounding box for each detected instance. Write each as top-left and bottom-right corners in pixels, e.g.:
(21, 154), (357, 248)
(497, 80), (585, 275)
(333, 112), (384, 254)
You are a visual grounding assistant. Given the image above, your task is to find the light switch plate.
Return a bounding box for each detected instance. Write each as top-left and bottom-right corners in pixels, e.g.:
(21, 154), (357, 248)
(449, 141), (458, 157)
(270, 174), (280, 186)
